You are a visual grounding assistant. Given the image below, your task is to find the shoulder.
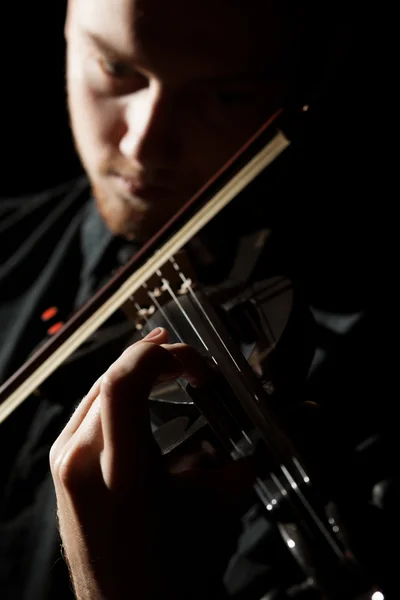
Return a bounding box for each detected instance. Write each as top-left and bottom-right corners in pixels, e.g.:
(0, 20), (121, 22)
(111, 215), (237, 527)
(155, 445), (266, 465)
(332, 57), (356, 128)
(0, 175), (90, 226)
(0, 176), (92, 270)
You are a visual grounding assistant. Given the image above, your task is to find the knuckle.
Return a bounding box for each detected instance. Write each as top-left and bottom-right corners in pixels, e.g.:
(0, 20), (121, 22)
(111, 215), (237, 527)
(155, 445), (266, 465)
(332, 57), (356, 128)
(51, 444), (90, 490)
(57, 456), (78, 489)
(49, 440), (61, 474)
(100, 370), (115, 393)
(103, 342), (168, 387)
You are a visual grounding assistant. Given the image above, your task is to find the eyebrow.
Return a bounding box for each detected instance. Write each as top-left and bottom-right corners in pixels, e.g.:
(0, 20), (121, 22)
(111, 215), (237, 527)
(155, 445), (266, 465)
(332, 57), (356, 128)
(81, 29), (135, 61)
(81, 27), (288, 85)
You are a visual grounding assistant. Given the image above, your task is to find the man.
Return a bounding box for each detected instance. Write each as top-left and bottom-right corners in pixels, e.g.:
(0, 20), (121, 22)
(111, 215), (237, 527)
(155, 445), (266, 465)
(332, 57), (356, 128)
(0, 0), (395, 599)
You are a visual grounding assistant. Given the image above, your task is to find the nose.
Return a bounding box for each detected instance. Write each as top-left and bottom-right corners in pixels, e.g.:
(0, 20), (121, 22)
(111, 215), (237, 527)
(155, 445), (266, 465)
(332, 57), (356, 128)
(119, 82), (178, 174)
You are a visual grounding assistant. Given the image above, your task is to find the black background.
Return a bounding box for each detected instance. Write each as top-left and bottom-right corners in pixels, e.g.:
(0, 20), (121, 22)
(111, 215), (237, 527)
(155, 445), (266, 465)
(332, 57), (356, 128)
(1, 3), (82, 197)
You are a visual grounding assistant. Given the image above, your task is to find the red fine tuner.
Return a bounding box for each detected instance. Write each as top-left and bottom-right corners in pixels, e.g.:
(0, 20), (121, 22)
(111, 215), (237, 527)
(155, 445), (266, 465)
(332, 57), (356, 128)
(47, 322), (64, 335)
(41, 307), (59, 322)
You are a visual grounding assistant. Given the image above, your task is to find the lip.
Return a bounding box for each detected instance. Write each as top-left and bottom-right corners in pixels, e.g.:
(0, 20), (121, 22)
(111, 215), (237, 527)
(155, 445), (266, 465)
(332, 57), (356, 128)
(114, 175), (168, 202)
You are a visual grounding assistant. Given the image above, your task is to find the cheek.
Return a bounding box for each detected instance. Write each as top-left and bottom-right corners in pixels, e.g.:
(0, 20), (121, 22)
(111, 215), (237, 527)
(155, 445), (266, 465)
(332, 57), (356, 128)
(68, 69), (123, 156)
(180, 92), (277, 185)
(185, 115), (260, 184)
(76, 90), (122, 146)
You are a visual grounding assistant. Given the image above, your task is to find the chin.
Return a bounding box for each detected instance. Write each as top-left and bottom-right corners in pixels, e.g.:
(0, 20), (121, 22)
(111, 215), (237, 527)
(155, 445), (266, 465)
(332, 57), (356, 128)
(102, 205), (147, 239)
(94, 190), (169, 243)
(91, 180), (177, 242)
(91, 183), (139, 237)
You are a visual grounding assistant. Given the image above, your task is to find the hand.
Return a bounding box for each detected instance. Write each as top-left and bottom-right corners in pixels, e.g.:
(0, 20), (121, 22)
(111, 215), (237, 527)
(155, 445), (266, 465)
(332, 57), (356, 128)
(50, 328), (255, 600)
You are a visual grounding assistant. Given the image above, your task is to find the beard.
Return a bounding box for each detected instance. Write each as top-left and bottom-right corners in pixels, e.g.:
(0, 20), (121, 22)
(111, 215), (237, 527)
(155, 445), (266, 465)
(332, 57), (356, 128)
(67, 110), (162, 241)
(90, 180), (152, 241)
(66, 84), (196, 242)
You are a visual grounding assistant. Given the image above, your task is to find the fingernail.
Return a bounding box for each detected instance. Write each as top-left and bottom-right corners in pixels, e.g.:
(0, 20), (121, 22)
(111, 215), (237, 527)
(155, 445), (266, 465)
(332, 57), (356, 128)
(143, 327), (163, 341)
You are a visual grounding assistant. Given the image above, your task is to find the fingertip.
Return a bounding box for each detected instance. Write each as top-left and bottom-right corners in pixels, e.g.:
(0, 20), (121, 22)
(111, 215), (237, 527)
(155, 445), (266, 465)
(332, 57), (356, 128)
(101, 341), (183, 399)
(141, 327), (168, 343)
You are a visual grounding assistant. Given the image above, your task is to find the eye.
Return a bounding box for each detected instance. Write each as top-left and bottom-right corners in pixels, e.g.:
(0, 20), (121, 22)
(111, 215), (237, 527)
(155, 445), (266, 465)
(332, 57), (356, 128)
(95, 57), (149, 94)
(98, 57), (134, 79)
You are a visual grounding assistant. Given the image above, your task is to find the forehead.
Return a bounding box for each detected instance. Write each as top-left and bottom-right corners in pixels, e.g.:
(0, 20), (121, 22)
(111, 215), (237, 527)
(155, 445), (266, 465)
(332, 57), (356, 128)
(69, 0), (290, 79)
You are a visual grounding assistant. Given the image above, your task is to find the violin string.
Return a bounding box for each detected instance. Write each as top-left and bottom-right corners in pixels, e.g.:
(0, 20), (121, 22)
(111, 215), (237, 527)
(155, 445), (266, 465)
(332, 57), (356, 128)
(168, 260), (278, 449)
(158, 262), (261, 456)
(143, 283), (184, 343)
(159, 270), (291, 515)
(133, 282), (273, 505)
(129, 264), (337, 550)
(254, 477), (276, 512)
(153, 263), (329, 532)
(157, 273), (210, 354)
(129, 290), (191, 405)
(142, 283), (199, 401)
(167, 268), (264, 441)
(154, 276), (252, 444)
(170, 261), (333, 534)
(164, 260), (274, 446)
(171, 262), (245, 378)
(279, 465), (344, 558)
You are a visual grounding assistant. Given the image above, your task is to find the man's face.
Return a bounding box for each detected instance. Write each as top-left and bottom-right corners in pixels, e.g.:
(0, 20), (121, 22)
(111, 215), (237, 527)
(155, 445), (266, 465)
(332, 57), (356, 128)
(66, 0), (290, 240)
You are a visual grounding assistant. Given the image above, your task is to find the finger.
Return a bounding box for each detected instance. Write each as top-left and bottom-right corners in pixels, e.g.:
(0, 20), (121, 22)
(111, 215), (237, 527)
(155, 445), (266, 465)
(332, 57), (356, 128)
(99, 342), (183, 485)
(52, 395), (104, 492)
(160, 343), (216, 387)
(50, 328), (172, 488)
(51, 374), (103, 456)
(138, 326), (169, 346)
(54, 328), (169, 447)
